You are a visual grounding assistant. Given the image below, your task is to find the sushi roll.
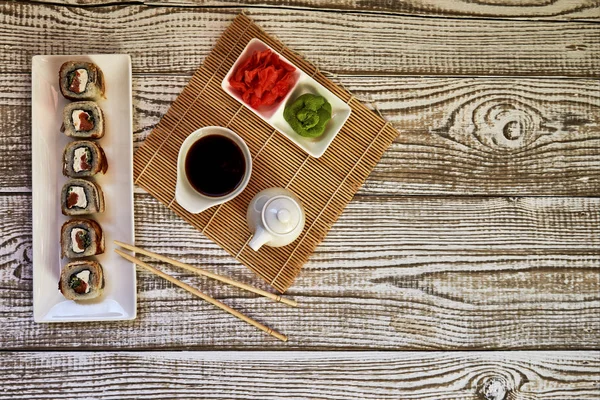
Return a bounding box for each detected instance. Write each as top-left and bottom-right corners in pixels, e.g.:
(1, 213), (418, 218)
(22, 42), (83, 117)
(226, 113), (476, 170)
(61, 178), (105, 216)
(59, 260), (105, 301)
(63, 141), (108, 178)
(59, 61), (105, 101)
(60, 218), (105, 258)
(61, 101), (104, 139)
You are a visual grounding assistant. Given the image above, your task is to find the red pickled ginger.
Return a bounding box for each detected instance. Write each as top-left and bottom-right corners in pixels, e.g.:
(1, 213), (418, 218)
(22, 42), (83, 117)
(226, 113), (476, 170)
(228, 49), (296, 109)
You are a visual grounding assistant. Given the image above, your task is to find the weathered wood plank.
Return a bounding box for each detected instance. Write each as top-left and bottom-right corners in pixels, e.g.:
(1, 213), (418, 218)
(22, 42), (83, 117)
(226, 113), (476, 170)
(349, 76), (600, 196)
(2, 193), (598, 349)
(147, 0), (600, 21)
(10, 74), (600, 195)
(1, 351), (598, 399)
(1, 4), (598, 76)
(24, 0), (600, 20)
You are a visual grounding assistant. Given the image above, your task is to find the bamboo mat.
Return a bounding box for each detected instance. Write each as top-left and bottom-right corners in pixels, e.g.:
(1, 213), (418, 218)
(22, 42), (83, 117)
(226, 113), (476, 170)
(133, 14), (398, 293)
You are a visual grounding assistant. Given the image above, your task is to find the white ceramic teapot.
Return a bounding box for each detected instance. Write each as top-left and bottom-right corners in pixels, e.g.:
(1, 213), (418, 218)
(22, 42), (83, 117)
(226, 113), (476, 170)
(246, 188), (305, 251)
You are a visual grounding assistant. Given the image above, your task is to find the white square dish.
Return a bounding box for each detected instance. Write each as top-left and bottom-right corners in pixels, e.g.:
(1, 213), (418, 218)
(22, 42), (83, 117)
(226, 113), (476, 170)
(31, 54), (136, 322)
(221, 38), (351, 158)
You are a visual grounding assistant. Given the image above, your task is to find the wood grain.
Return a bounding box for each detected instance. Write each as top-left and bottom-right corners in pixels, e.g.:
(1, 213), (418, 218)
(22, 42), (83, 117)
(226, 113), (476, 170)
(0, 351), (598, 399)
(10, 74), (600, 195)
(1, 4), (598, 76)
(2, 193), (598, 349)
(348, 76), (600, 196)
(25, 0), (600, 20)
(3, 0), (599, 392)
(152, 0), (600, 21)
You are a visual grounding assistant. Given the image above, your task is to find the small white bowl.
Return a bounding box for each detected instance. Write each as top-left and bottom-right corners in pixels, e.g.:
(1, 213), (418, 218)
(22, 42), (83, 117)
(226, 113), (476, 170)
(175, 126), (252, 214)
(221, 38), (351, 158)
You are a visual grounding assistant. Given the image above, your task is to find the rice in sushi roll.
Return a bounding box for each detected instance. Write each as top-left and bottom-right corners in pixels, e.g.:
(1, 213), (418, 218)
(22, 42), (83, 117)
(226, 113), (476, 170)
(61, 178), (105, 216)
(63, 140), (108, 178)
(59, 260), (105, 301)
(61, 101), (104, 139)
(60, 218), (105, 259)
(59, 61), (105, 101)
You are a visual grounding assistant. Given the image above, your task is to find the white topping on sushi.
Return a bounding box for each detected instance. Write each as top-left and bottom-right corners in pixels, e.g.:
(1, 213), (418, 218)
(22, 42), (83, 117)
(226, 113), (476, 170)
(71, 110), (91, 131)
(73, 147), (90, 172)
(70, 228), (87, 254)
(75, 269), (91, 294)
(67, 186), (88, 209)
(71, 68), (88, 93)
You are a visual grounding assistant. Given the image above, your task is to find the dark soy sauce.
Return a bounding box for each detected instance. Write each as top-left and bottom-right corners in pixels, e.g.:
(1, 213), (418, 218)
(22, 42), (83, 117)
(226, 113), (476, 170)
(185, 134), (246, 197)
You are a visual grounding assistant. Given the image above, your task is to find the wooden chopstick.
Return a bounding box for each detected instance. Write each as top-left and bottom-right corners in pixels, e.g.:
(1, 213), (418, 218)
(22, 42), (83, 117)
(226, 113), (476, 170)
(115, 248), (288, 342)
(114, 240), (297, 307)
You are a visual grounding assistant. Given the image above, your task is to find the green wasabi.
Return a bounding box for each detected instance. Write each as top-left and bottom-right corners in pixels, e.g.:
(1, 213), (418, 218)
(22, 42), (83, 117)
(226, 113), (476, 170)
(284, 94), (332, 138)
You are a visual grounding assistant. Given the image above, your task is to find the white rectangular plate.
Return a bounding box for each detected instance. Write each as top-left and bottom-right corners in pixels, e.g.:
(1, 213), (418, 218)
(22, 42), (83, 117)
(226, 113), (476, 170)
(32, 54), (136, 322)
(222, 38), (352, 158)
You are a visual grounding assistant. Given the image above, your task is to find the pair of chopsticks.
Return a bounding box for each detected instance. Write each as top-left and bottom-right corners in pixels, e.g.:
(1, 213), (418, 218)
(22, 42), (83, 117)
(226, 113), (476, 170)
(114, 241), (294, 342)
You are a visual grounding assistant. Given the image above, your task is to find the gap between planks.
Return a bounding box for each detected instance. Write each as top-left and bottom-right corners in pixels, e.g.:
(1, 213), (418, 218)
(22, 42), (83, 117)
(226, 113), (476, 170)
(5, 189), (600, 200)
(22, 0), (600, 25)
(3, 71), (600, 80)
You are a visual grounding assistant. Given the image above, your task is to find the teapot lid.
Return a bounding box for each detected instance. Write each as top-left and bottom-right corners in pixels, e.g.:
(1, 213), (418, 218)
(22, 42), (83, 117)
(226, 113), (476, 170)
(262, 195), (302, 235)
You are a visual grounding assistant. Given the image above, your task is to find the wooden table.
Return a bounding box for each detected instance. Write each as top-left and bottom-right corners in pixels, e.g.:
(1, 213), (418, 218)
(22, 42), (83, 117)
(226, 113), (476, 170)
(1, 1), (599, 399)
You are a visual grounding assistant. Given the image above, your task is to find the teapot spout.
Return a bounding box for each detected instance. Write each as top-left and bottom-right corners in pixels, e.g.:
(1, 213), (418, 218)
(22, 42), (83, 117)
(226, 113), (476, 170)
(249, 227), (271, 251)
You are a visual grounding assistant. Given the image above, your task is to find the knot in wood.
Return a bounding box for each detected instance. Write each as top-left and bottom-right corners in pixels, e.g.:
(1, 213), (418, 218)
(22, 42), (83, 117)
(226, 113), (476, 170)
(435, 95), (552, 153)
(476, 101), (538, 150)
(479, 376), (509, 400)
(503, 120), (522, 140)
